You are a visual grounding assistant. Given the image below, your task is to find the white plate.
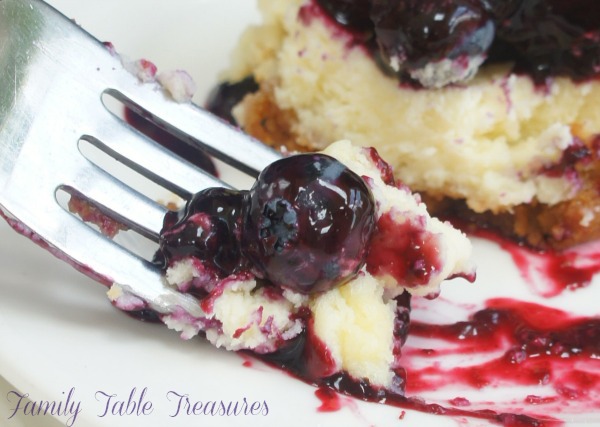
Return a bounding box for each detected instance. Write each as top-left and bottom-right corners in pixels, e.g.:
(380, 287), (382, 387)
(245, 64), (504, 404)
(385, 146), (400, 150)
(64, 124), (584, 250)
(1, 1), (599, 427)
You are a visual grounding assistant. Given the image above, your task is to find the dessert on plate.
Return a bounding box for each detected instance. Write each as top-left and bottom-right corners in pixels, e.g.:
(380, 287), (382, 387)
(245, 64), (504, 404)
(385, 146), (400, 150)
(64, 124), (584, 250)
(207, 0), (600, 250)
(109, 140), (474, 395)
(64, 33), (473, 398)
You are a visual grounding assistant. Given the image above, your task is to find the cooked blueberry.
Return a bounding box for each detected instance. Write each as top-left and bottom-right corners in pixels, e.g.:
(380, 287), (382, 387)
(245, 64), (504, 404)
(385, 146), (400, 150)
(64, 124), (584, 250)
(302, 0), (600, 88)
(242, 154), (376, 294)
(370, 0), (495, 74)
(158, 188), (249, 275)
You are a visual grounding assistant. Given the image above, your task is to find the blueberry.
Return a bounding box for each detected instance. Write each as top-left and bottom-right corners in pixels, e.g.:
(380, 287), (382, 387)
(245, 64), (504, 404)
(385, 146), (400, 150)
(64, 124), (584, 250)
(370, 0), (495, 81)
(241, 154), (376, 294)
(311, 0), (600, 86)
(158, 188), (249, 276)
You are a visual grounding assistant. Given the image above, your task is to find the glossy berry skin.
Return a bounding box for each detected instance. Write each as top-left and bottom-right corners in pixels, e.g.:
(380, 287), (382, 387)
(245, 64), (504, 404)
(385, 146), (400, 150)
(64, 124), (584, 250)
(158, 188), (249, 276)
(370, 0), (495, 71)
(315, 0), (373, 31)
(242, 154), (376, 295)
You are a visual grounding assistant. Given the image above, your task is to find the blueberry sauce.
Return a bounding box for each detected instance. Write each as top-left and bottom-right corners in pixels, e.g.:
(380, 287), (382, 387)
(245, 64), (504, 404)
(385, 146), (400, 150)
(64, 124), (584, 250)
(541, 137), (593, 179)
(478, 229), (600, 297)
(408, 298), (600, 391)
(158, 188), (249, 280)
(370, 0), (494, 71)
(257, 292), (411, 396)
(250, 294), (599, 426)
(312, 0), (600, 85)
(366, 212), (442, 289)
(315, 386), (343, 412)
(400, 298), (600, 424)
(312, 385), (561, 426)
(364, 146), (396, 186)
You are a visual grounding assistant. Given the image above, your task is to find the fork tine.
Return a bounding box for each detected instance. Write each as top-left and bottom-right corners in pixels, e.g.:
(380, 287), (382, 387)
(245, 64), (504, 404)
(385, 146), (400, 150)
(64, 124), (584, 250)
(104, 88), (282, 177)
(81, 116), (232, 199)
(60, 164), (168, 241)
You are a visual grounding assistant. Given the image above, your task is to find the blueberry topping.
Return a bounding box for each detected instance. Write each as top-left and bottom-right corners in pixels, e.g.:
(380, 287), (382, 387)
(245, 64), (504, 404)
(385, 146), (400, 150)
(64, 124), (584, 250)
(312, 0), (600, 86)
(158, 154), (376, 295)
(158, 188), (249, 276)
(370, 0), (495, 77)
(242, 154), (376, 294)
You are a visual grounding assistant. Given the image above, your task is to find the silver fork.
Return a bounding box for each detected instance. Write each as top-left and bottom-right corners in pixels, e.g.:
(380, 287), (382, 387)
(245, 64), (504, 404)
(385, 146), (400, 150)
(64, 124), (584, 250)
(0, 0), (281, 317)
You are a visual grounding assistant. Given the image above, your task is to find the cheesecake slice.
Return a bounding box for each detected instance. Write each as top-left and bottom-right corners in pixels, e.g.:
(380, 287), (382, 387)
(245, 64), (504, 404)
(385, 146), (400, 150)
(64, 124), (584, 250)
(208, 0), (600, 249)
